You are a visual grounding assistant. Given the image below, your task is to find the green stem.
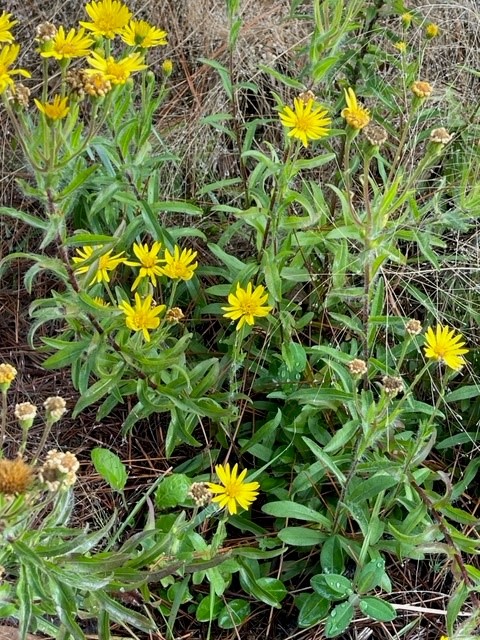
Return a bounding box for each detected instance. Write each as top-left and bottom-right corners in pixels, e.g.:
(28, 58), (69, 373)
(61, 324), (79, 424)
(0, 390), (7, 454)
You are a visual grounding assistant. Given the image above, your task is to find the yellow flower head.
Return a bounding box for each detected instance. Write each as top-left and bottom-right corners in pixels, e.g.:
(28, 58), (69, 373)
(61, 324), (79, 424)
(72, 245), (125, 285)
(341, 87), (370, 130)
(34, 94), (70, 120)
(0, 363), (17, 391)
(125, 241), (163, 290)
(0, 44), (31, 94)
(222, 282), (273, 331)
(40, 26), (94, 60)
(120, 19), (168, 48)
(425, 23), (440, 38)
(279, 96), (331, 147)
(80, 0), (132, 39)
(162, 59), (173, 76)
(394, 41), (407, 53)
(0, 458), (33, 495)
(86, 50), (147, 84)
(118, 293), (166, 342)
(424, 325), (469, 371)
(207, 463), (260, 515)
(160, 246), (198, 281)
(401, 12), (413, 28)
(0, 11), (17, 44)
(411, 80), (433, 99)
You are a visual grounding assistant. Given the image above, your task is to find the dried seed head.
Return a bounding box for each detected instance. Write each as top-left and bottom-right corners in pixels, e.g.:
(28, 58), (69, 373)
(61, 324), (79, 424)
(9, 83), (30, 108)
(66, 69), (86, 98)
(405, 319), (422, 336)
(382, 376), (404, 397)
(35, 22), (57, 42)
(348, 359), (368, 376)
(430, 128), (453, 144)
(411, 81), (433, 99)
(43, 396), (67, 422)
(0, 458), (33, 495)
(83, 72), (112, 98)
(188, 482), (212, 507)
(298, 90), (316, 104)
(363, 123), (388, 146)
(39, 449), (79, 491)
(166, 307), (185, 323)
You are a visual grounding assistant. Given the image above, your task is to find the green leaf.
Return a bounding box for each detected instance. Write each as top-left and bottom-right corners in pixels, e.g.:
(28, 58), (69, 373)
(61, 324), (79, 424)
(298, 593), (330, 627)
(320, 535), (345, 574)
(355, 559), (386, 594)
(278, 526), (326, 546)
(446, 580), (468, 636)
(444, 385), (480, 403)
(325, 601), (354, 637)
(196, 594), (223, 622)
(91, 447), (128, 492)
(73, 374), (122, 416)
(217, 599), (251, 629)
(347, 474), (397, 503)
(359, 596), (396, 622)
(0, 206), (48, 230)
(311, 574), (352, 601)
(256, 578), (287, 605)
(259, 64), (304, 89)
(262, 501), (331, 527)
(155, 474), (192, 510)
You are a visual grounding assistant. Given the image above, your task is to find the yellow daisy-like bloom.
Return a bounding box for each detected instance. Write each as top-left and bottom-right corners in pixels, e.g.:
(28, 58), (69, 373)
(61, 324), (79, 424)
(207, 463), (260, 515)
(86, 50), (147, 85)
(72, 245), (125, 285)
(424, 325), (469, 371)
(126, 241), (164, 290)
(34, 95), (70, 120)
(401, 12), (413, 28)
(394, 41), (407, 53)
(80, 0), (132, 39)
(0, 12), (17, 44)
(40, 26), (94, 60)
(341, 87), (370, 130)
(425, 23), (440, 38)
(120, 19), (168, 48)
(222, 282), (273, 331)
(279, 96), (331, 148)
(118, 293), (166, 342)
(160, 246), (198, 281)
(0, 44), (31, 94)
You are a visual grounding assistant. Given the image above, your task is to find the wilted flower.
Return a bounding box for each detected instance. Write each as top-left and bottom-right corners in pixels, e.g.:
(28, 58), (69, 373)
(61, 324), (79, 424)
(382, 375), (404, 397)
(207, 463), (260, 515)
(411, 80), (432, 99)
(39, 449), (79, 491)
(341, 87), (370, 130)
(222, 282), (272, 331)
(9, 82), (30, 107)
(83, 71), (112, 97)
(363, 123), (388, 146)
(424, 326), (468, 371)
(430, 127), (453, 144)
(0, 458), (33, 495)
(14, 402), (37, 429)
(188, 482), (212, 507)
(298, 90), (316, 104)
(166, 307), (185, 324)
(348, 358), (368, 376)
(405, 319), (422, 336)
(35, 22), (57, 43)
(425, 23), (440, 38)
(43, 396), (67, 422)
(279, 96), (331, 147)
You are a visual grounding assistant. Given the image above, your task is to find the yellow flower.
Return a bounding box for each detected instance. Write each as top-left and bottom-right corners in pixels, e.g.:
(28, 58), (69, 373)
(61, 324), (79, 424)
(425, 23), (440, 38)
(439, 636), (449, 640)
(401, 12), (413, 28)
(80, 0), (132, 39)
(126, 241), (164, 290)
(279, 96), (331, 147)
(118, 293), (166, 342)
(394, 41), (407, 53)
(40, 26), (94, 60)
(341, 87), (370, 130)
(0, 44), (31, 94)
(424, 325), (469, 371)
(222, 282), (273, 331)
(0, 363), (17, 391)
(162, 59), (173, 76)
(160, 246), (198, 281)
(86, 50), (147, 84)
(34, 95), (70, 120)
(0, 11), (17, 44)
(72, 245), (125, 285)
(207, 463), (260, 515)
(93, 296), (110, 307)
(411, 80), (433, 99)
(120, 19), (168, 48)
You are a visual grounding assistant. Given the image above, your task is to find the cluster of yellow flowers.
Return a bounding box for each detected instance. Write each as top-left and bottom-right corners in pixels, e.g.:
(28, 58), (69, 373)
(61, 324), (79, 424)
(0, 0), (168, 119)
